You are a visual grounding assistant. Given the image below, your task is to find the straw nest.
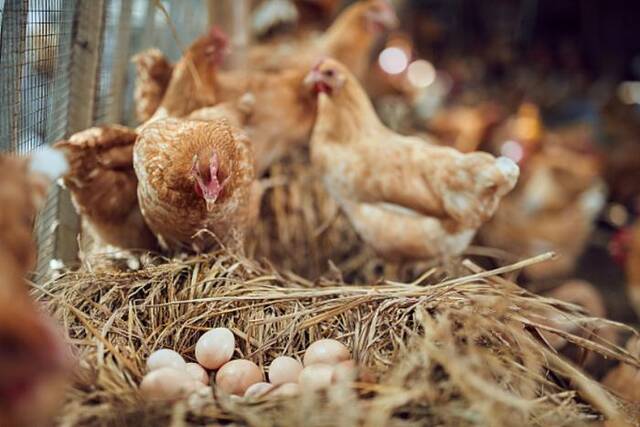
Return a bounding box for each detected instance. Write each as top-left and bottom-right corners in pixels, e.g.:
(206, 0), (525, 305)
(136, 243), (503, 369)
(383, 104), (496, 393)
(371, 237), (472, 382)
(39, 150), (640, 426)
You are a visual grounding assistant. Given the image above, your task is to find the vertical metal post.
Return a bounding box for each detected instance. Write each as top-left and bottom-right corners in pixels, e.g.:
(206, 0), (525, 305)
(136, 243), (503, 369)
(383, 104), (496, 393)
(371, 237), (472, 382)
(107, 0), (132, 123)
(0, 0), (28, 153)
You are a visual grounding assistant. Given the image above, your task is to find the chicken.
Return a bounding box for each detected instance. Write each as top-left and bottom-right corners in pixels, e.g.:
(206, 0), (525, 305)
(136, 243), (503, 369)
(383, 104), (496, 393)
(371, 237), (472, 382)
(134, 118), (255, 252)
(602, 336), (640, 402)
(305, 58), (519, 259)
(131, 48), (174, 123)
(249, 0), (398, 80)
(54, 126), (157, 251)
(480, 144), (605, 279)
(143, 27), (229, 121)
(0, 148), (68, 273)
(0, 150), (71, 427)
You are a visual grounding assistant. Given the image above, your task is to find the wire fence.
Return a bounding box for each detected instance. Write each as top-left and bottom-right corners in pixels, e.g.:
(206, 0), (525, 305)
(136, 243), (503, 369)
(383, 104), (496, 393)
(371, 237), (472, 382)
(0, 0), (212, 280)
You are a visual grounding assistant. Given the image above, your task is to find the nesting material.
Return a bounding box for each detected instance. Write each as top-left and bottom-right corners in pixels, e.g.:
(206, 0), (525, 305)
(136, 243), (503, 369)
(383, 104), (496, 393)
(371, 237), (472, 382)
(39, 151), (640, 426)
(40, 249), (640, 426)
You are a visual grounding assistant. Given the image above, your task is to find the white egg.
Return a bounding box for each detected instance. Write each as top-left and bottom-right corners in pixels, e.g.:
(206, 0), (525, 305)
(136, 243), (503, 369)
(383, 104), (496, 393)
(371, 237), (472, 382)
(195, 328), (235, 369)
(272, 382), (300, 397)
(298, 364), (334, 390)
(185, 362), (209, 384)
(140, 367), (198, 400)
(303, 339), (350, 366)
(215, 359), (264, 396)
(146, 349), (186, 372)
(268, 356), (303, 386)
(244, 382), (274, 398)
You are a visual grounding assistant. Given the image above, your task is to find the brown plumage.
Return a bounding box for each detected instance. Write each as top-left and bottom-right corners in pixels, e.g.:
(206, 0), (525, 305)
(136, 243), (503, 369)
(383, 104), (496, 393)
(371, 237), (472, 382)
(134, 118), (254, 252)
(249, 0), (398, 80)
(147, 27), (228, 120)
(0, 153), (71, 427)
(131, 48), (174, 123)
(307, 58), (519, 259)
(55, 126), (157, 251)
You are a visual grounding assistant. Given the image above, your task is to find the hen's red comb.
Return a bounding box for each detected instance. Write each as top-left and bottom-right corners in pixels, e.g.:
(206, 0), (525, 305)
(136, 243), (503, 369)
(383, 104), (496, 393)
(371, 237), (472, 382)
(208, 26), (229, 48)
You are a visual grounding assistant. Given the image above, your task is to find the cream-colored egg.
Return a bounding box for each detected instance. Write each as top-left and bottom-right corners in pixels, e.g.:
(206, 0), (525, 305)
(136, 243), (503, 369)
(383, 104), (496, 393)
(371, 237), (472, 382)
(272, 382), (300, 397)
(140, 367), (198, 400)
(298, 364), (334, 390)
(185, 362), (209, 384)
(215, 359), (264, 395)
(244, 382), (274, 398)
(303, 339), (350, 366)
(195, 328), (235, 369)
(268, 356), (303, 386)
(146, 349), (186, 372)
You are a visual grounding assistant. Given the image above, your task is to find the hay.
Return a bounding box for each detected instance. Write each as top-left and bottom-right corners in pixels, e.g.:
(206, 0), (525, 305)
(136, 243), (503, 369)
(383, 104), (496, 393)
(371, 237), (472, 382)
(38, 151), (640, 427)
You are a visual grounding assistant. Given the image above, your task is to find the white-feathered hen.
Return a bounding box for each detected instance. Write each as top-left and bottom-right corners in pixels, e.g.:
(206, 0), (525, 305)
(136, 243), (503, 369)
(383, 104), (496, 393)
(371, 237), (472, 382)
(306, 58), (519, 259)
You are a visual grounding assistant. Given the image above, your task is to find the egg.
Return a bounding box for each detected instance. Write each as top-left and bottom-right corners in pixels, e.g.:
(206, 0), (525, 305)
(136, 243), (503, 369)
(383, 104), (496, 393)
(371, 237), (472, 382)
(195, 327), (235, 369)
(140, 367), (198, 400)
(268, 356), (303, 385)
(303, 339), (350, 366)
(146, 349), (186, 372)
(185, 362), (209, 384)
(298, 364), (335, 390)
(215, 359), (264, 395)
(272, 382), (300, 397)
(244, 382), (274, 398)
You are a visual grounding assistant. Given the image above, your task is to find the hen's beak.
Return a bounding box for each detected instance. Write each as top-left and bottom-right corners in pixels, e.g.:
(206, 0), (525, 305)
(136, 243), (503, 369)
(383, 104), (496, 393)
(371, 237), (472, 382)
(205, 198), (217, 212)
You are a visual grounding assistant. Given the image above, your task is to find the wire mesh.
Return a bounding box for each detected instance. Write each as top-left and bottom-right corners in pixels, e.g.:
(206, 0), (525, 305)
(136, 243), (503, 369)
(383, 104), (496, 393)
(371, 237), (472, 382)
(0, 0), (76, 154)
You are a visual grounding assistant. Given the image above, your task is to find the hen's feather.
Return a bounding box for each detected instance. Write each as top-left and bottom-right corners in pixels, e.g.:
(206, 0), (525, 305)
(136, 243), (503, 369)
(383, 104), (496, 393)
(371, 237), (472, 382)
(134, 118), (254, 252)
(55, 126), (157, 250)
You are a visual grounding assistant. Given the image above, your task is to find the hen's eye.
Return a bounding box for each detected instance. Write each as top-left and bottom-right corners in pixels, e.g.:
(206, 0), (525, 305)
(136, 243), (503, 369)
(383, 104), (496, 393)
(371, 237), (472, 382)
(323, 69), (335, 78)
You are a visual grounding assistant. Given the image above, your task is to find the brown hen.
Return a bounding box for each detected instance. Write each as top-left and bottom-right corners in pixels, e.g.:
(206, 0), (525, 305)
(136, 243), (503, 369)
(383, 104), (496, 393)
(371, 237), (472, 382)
(306, 59), (519, 259)
(134, 118), (254, 252)
(145, 27), (229, 121)
(55, 126), (157, 251)
(0, 151), (71, 427)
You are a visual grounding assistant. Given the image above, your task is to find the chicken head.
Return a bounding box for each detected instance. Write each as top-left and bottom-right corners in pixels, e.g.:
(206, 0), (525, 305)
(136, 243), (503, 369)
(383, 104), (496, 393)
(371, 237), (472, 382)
(190, 151), (226, 212)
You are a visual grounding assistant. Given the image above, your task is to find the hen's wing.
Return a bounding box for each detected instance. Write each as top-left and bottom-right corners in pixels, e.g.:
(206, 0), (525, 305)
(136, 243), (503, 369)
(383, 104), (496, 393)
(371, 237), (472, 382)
(132, 48), (174, 123)
(55, 126), (156, 250)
